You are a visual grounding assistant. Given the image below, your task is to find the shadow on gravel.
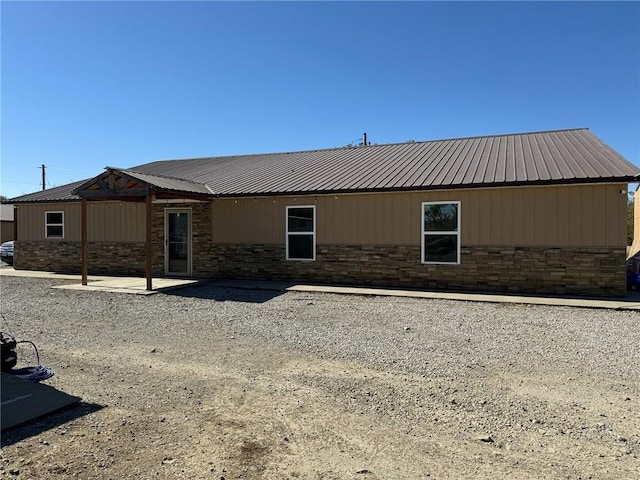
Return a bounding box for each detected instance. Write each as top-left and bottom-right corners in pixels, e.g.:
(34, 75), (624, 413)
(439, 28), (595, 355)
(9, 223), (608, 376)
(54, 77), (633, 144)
(1, 402), (104, 447)
(163, 283), (286, 303)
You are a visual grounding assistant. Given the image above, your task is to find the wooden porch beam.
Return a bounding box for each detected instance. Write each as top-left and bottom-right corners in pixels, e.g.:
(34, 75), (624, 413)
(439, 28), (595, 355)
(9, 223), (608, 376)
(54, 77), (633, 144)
(81, 198), (88, 286)
(78, 188), (150, 199)
(146, 192), (153, 291)
(96, 176), (108, 190)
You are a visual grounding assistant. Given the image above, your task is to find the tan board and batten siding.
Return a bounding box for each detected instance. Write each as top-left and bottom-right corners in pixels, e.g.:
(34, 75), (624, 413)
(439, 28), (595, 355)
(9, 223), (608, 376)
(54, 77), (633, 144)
(212, 183), (627, 248)
(17, 202), (146, 242)
(16, 184), (626, 248)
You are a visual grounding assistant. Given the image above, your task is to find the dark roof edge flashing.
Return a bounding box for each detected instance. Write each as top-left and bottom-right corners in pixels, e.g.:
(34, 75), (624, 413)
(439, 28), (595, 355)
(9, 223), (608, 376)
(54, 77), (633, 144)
(10, 198), (80, 205)
(213, 176), (636, 199)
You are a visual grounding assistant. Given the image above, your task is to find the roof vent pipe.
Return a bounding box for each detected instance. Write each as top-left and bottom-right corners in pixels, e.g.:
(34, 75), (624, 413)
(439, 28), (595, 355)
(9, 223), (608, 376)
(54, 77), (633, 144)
(363, 132), (367, 146)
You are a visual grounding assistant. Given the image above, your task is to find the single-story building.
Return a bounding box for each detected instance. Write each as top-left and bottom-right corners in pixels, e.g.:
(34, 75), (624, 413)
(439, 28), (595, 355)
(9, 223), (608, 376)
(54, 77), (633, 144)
(8, 128), (639, 297)
(0, 204), (15, 244)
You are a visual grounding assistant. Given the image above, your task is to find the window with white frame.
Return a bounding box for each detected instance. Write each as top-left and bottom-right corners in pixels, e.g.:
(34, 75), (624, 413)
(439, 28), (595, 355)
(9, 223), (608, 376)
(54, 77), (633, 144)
(286, 206), (315, 260)
(422, 202), (460, 264)
(45, 211), (64, 238)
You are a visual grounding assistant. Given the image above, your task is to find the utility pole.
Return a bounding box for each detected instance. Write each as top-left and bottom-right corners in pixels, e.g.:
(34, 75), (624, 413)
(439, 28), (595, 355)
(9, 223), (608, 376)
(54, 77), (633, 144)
(41, 164), (46, 191)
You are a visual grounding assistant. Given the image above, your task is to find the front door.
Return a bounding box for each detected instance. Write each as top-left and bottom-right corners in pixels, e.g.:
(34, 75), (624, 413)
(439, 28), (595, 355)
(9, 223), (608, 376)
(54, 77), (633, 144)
(165, 209), (191, 276)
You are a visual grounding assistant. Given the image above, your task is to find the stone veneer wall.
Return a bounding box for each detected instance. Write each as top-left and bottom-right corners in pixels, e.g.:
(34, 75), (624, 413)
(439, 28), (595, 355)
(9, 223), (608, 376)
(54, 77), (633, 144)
(193, 243), (627, 297)
(14, 241), (147, 275)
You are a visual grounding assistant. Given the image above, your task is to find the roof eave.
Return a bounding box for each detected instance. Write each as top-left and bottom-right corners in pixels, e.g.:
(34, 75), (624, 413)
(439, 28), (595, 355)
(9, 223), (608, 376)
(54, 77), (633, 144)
(9, 197), (80, 205)
(212, 176), (638, 198)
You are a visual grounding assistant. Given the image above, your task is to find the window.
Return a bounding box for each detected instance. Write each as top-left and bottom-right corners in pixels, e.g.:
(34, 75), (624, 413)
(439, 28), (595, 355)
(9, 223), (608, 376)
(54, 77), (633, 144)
(286, 206), (315, 260)
(422, 202), (460, 264)
(45, 211), (64, 238)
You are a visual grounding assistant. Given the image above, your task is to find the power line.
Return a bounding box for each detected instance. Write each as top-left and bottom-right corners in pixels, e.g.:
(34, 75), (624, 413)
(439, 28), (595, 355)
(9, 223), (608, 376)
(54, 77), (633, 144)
(49, 166), (96, 173)
(1, 163), (41, 168)
(0, 180), (42, 186)
(1, 162), (95, 173)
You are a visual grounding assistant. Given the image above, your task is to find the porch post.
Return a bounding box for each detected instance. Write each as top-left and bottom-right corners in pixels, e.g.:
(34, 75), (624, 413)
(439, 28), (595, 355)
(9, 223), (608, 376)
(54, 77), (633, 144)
(146, 192), (153, 291)
(81, 198), (88, 286)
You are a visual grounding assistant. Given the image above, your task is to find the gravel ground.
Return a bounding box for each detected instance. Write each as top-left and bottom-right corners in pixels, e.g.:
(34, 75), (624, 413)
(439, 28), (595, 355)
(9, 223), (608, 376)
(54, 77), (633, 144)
(1, 275), (639, 479)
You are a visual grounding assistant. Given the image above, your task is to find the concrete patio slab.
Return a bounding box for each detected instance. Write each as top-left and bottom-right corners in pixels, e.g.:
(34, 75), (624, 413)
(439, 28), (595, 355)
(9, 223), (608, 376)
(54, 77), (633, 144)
(0, 267), (198, 295)
(54, 277), (199, 295)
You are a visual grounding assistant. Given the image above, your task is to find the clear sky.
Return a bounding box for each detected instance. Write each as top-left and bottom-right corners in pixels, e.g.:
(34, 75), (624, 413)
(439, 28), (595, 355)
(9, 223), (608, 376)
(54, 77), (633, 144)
(2, 1), (639, 199)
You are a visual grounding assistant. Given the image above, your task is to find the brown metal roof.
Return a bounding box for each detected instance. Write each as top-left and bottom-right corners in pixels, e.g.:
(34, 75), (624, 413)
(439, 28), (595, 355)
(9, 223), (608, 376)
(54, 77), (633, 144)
(9, 128), (639, 203)
(121, 170), (213, 195)
(129, 128), (638, 196)
(9, 180), (87, 203)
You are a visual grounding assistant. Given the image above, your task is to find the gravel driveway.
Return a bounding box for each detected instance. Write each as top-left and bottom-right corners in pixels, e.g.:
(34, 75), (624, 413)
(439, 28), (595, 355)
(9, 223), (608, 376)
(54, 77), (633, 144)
(1, 276), (638, 479)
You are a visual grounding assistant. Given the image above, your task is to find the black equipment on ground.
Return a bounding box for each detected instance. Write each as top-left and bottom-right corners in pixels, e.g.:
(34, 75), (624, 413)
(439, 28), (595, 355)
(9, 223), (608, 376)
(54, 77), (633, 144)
(0, 331), (53, 381)
(1, 331), (18, 371)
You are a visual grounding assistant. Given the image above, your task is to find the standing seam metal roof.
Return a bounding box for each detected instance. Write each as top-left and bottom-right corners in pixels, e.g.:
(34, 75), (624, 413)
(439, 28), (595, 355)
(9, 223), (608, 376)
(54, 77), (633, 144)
(8, 128), (639, 203)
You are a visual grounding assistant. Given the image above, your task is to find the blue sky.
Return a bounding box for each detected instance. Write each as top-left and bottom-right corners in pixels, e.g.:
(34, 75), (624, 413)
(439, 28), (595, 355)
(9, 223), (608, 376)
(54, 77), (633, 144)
(2, 1), (639, 199)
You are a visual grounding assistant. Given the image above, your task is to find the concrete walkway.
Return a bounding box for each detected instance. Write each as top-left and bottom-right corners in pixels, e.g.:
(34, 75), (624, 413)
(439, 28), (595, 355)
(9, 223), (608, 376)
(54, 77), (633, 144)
(208, 279), (640, 311)
(2, 267), (640, 310)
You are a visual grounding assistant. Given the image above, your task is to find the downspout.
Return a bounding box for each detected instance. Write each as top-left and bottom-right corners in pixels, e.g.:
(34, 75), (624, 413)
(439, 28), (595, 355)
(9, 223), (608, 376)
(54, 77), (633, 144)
(13, 205), (17, 243)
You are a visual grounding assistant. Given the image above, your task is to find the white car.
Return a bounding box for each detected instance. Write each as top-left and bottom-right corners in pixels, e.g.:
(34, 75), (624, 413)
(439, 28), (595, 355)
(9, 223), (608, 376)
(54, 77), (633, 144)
(0, 241), (14, 265)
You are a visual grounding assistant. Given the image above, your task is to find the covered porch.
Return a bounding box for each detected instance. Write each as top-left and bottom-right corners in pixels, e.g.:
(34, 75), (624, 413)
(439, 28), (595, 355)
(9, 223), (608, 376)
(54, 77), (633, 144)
(71, 167), (214, 291)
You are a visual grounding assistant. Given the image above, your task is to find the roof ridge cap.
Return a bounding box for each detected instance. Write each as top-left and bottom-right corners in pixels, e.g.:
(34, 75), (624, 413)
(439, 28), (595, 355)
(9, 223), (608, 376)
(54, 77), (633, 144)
(410, 127), (591, 146)
(137, 128), (592, 165)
